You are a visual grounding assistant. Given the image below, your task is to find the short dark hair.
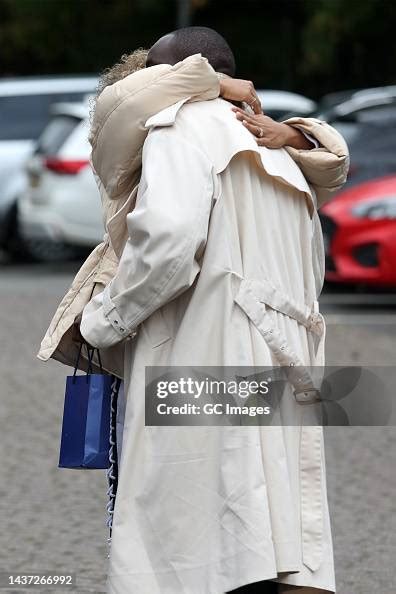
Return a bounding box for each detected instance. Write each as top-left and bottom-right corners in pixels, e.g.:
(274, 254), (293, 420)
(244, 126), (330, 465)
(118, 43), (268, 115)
(147, 26), (236, 76)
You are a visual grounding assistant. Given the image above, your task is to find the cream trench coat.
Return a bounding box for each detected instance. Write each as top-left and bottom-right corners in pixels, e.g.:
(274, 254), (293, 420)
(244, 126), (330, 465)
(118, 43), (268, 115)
(79, 95), (348, 594)
(37, 55), (349, 378)
(37, 55), (349, 594)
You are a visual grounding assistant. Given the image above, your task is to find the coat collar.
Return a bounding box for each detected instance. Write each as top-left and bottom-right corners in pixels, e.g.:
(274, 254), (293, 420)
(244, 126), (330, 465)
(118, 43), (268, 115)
(145, 97), (192, 128)
(146, 98), (315, 218)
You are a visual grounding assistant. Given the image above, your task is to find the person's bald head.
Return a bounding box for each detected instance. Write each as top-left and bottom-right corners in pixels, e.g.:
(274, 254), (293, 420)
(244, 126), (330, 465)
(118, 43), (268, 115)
(146, 27), (236, 77)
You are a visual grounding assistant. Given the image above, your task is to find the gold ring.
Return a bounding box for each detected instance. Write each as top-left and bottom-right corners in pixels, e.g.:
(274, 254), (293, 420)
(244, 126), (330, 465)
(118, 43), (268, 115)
(258, 127), (264, 138)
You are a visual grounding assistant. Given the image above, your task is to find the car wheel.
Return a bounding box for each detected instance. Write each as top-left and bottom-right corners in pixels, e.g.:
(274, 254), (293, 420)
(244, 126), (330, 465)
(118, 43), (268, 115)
(2, 204), (34, 262)
(5, 203), (80, 262)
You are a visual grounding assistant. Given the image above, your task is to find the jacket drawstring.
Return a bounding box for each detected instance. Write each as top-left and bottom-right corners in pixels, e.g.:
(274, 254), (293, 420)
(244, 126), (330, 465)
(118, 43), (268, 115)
(106, 375), (122, 557)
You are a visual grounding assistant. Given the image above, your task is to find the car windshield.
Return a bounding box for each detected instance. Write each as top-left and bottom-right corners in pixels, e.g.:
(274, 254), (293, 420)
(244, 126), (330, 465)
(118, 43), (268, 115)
(0, 92), (89, 141)
(349, 122), (396, 156)
(329, 105), (396, 144)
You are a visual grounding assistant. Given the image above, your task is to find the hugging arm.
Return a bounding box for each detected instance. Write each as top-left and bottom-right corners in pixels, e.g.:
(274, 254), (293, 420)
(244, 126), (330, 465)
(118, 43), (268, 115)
(91, 52), (348, 220)
(90, 54), (262, 205)
(80, 130), (214, 349)
(230, 108), (350, 206)
(281, 116), (350, 208)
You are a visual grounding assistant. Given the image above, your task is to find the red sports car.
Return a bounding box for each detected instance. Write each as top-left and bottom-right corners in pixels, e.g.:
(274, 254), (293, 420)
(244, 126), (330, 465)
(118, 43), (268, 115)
(319, 175), (396, 286)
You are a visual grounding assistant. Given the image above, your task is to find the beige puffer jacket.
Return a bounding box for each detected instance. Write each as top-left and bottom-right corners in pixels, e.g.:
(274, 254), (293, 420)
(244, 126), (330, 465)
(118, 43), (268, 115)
(37, 54), (349, 377)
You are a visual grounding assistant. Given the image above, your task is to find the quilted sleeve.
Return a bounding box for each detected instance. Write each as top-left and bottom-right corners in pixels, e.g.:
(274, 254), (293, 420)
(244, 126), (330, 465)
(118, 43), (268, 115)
(282, 116), (350, 208)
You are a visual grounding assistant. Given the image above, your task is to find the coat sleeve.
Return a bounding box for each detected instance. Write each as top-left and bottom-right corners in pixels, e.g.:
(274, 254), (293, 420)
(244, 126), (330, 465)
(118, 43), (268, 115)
(281, 116), (350, 208)
(80, 130), (214, 349)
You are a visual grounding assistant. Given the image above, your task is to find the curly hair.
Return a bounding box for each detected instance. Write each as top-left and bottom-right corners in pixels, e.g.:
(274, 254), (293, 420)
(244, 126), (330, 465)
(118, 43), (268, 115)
(89, 48), (148, 126)
(96, 48), (148, 95)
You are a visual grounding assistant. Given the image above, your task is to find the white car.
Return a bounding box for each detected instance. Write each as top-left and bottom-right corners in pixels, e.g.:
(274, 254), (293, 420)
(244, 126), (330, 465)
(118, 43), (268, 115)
(18, 100), (104, 261)
(256, 90), (317, 120)
(0, 75), (98, 258)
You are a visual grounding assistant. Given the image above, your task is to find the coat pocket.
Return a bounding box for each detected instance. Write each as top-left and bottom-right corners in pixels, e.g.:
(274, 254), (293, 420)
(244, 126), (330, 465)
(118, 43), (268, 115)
(143, 307), (172, 349)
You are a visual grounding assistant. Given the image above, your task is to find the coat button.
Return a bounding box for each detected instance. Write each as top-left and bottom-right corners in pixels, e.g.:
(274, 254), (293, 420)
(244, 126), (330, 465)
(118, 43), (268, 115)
(126, 330), (137, 341)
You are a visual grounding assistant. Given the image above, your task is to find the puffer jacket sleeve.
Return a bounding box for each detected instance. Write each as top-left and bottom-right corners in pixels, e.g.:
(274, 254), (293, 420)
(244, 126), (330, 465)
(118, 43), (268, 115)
(281, 116), (350, 208)
(90, 54), (220, 203)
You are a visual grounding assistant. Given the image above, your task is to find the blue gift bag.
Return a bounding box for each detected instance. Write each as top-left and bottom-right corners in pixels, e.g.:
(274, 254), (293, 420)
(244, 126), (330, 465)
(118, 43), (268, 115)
(58, 342), (120, 469)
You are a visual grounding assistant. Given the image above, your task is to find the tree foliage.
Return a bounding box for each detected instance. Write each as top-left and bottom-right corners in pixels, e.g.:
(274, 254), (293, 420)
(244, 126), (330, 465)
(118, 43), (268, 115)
(0, 0), (394, 99)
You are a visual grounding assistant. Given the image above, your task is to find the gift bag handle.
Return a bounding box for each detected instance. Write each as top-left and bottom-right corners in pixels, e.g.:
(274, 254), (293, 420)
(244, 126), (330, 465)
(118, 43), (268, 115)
(86, 344), (104, 375)
(72, 341), (104, 381)
(72, 282), (104, 381)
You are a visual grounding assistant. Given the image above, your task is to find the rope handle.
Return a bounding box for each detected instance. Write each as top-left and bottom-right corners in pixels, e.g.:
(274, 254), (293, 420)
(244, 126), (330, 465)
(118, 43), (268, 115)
(72, 281), (104, 381)
(72, 342), (104, 381)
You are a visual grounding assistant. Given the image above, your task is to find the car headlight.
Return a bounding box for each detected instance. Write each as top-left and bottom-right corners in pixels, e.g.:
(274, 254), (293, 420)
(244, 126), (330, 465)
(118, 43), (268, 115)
(352, 196), (396, 219)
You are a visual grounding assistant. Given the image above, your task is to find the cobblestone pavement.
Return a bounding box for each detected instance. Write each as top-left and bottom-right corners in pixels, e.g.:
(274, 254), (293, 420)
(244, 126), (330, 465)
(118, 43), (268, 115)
(1, 262), (395, 593)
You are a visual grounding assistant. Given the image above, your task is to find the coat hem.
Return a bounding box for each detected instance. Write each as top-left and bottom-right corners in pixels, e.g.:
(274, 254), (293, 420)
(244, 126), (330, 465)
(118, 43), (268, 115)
(106, 570), (335, 594)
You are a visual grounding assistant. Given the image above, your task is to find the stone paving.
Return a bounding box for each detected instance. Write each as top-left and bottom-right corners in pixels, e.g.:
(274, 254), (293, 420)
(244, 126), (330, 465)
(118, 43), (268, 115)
(1, 262), (395, 593)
